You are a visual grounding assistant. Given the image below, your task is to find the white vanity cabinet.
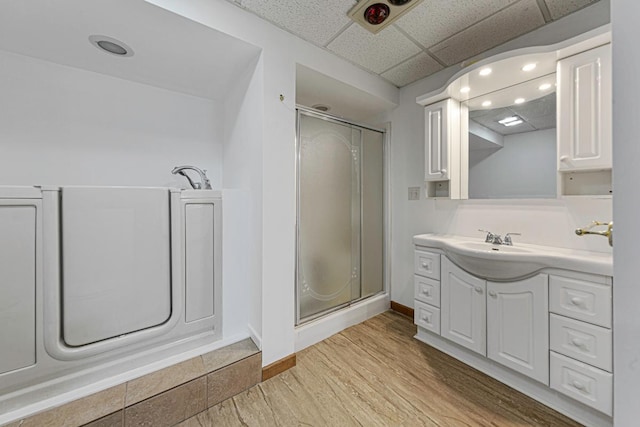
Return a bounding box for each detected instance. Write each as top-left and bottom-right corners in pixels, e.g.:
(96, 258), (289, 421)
(557, 44), (612, 171)
(487, 275), (549, 384)
(440, 257), (486, 355)
(413, 249), (441, 334)
(440, 257), (549, 381)
(549, 273), (613, 416)
(423, 99), (461, 199)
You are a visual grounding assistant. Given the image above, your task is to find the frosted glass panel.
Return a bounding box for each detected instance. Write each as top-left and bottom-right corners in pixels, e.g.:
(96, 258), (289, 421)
(361, 129), (384, 299)
(298, 115), (361, 320)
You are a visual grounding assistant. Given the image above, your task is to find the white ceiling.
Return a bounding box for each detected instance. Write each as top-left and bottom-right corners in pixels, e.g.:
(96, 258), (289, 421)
(0, 0), (261, 101)
(296, 64), (397, 122)
(230, 0), (601, 87)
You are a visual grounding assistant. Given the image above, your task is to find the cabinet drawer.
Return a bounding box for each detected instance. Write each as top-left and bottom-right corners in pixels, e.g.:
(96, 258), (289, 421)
(550, 352), (612, 416)
(549, 275), (611, 328)
(414, 250), (440, 280)
(414, 276), (440, 307)
(414, 300), (440, 335)
(550, 314), (612, 372)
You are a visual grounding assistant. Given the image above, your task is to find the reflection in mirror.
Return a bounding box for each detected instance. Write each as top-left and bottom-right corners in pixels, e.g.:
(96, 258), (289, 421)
(464, 74), (557, 199)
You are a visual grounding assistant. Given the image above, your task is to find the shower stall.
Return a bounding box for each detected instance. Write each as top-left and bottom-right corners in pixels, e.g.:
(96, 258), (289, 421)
(296, 108), (385, 324)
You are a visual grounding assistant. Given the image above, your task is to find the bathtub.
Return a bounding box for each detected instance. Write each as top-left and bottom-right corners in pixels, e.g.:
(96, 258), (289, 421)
(0, 186), (222, 417)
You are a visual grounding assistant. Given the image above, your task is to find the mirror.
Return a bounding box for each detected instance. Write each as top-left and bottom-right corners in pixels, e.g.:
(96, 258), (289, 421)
(462, 73), (557, 199)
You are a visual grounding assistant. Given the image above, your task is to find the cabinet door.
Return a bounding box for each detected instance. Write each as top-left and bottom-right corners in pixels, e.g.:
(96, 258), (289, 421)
(558, 44), (612, 171)
(487, 274), (549, 384)
(441, 257), (486, 355)
(424, 99), (451, 181)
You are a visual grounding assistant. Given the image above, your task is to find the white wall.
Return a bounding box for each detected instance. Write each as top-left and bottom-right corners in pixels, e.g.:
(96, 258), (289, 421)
(612, 2), (640, 425)
(146, 0), (399, 366)
(469, 128), (556, 199)
(0, 49), (222, 188)
(222, 55), (264, 345)
(383, 3), (612, 308)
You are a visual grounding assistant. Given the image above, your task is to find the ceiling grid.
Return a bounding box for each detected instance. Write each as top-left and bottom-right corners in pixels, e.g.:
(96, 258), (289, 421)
(230, 0), (600, 87)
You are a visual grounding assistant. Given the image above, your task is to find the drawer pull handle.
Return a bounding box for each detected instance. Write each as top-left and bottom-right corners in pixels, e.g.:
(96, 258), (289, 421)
(570, 297), (584, 307)
(571, 338), (586, 349)
(421, 262), (429, 269)
(475, 287), (483, 294)
(488, 291), (497, 298)
(572, 380), (586, 391)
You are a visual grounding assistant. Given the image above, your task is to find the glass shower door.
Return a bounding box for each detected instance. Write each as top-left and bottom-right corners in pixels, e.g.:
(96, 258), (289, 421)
(297, 113), (361, 321)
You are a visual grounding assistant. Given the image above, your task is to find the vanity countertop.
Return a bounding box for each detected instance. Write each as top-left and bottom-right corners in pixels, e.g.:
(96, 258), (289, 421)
(414, 233), (613, 279)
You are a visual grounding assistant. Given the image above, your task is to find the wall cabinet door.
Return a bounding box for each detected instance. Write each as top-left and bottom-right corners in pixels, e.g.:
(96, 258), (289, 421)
(487, 274), (549, 384)
(425, 99), (454, 181)
(441, 257), (486, 355)
(557, 44), (612, 171)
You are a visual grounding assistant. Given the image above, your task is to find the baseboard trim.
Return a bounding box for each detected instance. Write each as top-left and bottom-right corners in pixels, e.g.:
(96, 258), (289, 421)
(390, 301), (414, 319)
(262, 354), (296, 381)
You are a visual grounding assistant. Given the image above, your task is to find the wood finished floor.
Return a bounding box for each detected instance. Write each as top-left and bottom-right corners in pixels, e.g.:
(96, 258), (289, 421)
(178, 311), (580, 426)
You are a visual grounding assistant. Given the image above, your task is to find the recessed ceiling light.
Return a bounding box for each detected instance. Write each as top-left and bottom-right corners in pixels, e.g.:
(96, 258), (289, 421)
(460, 86), (471, 93)
(539, 83), (552, 91)
(504, 120), (523, 127)
(89, 35), (134, 57)
(498, 116), (519, 125)
(522, 63), (537, 72)
(482, 100), (492, 107)
(479, 68), (492, 76)
(514, 98), (525, 104)
(312, 104), (331, 112)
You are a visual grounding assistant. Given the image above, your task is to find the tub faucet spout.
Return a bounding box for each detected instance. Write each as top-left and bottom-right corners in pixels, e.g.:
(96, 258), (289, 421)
(171, 165), (212, 190)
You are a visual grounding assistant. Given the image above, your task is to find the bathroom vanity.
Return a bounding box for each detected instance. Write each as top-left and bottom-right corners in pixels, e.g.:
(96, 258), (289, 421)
(413, 234), (613, 426)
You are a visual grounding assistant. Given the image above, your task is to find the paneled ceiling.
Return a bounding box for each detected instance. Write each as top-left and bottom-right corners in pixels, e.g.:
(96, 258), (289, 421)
(228, 0), (600, 87)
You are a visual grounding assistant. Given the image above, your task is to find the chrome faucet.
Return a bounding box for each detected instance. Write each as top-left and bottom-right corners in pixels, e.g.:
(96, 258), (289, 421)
(479, 229), (521, 245)
(171, 165), (212, 190)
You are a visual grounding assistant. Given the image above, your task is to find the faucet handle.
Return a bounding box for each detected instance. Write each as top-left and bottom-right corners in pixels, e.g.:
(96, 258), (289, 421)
(478, 229), (495, 243)
(503, 233), (521, 245)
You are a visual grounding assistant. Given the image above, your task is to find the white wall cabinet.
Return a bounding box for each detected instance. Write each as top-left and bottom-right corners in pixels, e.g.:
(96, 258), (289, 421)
(557, 44), (612, 172)
(423, 99), (461, 198)
(487, 275), (549, 384)
(441, 257), (486, 356)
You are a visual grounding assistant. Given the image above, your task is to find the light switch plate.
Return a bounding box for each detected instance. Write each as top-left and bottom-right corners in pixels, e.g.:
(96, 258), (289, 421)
(408, 187), (420, 200)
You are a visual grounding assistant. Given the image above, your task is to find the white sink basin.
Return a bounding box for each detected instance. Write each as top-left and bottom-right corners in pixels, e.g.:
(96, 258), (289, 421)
(413, 234), (613, 281)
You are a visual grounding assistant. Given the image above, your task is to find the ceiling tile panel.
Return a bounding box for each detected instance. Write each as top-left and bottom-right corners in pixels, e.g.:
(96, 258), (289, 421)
(381, 52), (444, 87)
(396, 0), (519, 49)
(429, 0), (545, 66)
(543, 0), (598, 20)
(237, 0), (356, 46)
(327, 24), (422, 74)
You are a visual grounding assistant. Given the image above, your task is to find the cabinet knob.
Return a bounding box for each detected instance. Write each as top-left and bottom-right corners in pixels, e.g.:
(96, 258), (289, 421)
(570, 297), (584, 307)
(572, 380), (586, 391)
(474, 287), (483, 294)
(560, 155), (569, 162)
(571, 338), (586, 349)
(422, 289), (431, 296)
(440, 168), (447, 175)
(488, 291), (497, 298)
(421, 262), (428, 269)
(422, 315), (430, 323)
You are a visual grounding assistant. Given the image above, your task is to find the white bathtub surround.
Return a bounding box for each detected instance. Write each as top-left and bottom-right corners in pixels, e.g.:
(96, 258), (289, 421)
(0, 186), (224, 421)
